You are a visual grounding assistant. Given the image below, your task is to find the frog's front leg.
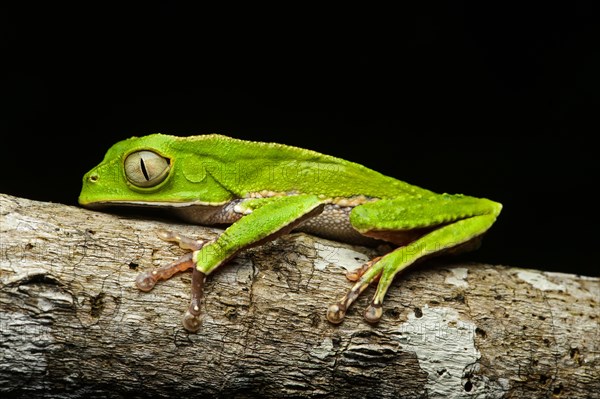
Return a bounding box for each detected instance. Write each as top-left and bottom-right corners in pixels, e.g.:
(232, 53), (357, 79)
(328, 195), (502, 324)
(138, 195), (325, 332)
(185, 194), (324, 331)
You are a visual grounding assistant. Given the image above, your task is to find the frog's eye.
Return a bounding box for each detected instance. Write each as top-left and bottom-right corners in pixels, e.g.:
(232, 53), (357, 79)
(124, 150), (170, 187)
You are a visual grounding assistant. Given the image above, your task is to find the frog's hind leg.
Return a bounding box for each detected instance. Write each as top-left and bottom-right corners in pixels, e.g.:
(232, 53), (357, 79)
(364, 214), (499, 323)
(329, 195), (502, 324)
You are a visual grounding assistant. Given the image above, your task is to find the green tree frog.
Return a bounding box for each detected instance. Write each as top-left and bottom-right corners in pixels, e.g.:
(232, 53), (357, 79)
(79, 134), (502, 332)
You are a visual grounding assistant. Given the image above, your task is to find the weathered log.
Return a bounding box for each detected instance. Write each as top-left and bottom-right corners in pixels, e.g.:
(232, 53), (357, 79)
(0, 193), (598, 398)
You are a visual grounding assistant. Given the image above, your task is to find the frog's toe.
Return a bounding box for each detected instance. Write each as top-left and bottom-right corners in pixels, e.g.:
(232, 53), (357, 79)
(364, 302), (383, 324)
(345, 256), (382, 282)
(180, 266), (206, 332)
(345, 267), (364, 282)
(134, 253), (195, 293)
(156, 229), (208, 250)
(182, 310), (201, 332)
(135, 271), (158, 292)
(326, 302), (347, 324)
(189, 267), (205, 316)
(327, 259), (385, 325)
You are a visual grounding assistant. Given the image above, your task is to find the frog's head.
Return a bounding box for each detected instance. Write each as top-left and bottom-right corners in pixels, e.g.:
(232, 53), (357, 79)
(79, 133), (231, 209)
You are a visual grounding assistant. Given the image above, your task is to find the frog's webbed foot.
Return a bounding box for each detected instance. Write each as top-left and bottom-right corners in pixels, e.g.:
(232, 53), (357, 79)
(327, 256), (385, 324)
(135, 229), (212, 332)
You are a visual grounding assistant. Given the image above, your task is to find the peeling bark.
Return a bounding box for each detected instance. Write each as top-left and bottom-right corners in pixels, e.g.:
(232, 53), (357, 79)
(1, 193), (598, 398)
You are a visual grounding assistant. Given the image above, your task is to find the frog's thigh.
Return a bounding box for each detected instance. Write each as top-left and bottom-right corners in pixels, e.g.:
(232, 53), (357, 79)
(349, 195), (498, 243)
(327, 212), (499, 324)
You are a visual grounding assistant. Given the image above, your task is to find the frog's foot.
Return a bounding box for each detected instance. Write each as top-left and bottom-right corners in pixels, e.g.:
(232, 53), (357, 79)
(135, 230), (212, 291)
(135, 229), (213, 332)
(327, 257), (385, 324)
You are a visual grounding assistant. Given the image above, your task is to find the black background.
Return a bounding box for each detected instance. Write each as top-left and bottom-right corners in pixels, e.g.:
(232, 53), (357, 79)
(2, 3), (597, 276)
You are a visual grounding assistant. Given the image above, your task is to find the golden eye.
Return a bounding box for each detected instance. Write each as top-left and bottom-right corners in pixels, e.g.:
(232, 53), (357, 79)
(124, 150), (170, 187)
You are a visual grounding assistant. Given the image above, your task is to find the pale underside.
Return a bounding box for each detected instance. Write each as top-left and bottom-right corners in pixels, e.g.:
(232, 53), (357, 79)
(170, 201), (380, 245)
(123, 199), (423, 247)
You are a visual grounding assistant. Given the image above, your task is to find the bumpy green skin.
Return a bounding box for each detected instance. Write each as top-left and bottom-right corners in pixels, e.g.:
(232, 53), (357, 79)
(79, 133), (431, 205)
(79, 133), (502, 327)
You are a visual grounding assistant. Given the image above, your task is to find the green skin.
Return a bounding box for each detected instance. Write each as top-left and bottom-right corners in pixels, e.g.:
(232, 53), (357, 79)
(79, 133), (502, 332)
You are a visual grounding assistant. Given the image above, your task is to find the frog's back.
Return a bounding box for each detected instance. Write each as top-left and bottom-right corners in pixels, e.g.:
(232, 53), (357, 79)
(168, 134), (431, 200)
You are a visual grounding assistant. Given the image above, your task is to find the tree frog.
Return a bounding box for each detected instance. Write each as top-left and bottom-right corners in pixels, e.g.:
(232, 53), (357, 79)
(79, 134), (502, 332)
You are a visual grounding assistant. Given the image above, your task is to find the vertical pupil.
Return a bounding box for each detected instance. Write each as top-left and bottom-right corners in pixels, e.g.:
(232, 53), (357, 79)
(140, 158), (150, 181)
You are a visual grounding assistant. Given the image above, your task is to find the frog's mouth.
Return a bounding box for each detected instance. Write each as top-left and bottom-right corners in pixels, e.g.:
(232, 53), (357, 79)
(79, 199), (238, 225)
(80, 199), (225, 209)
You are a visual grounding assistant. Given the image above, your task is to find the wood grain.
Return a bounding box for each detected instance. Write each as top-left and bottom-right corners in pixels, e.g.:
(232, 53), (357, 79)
(1, 193), (598, 398)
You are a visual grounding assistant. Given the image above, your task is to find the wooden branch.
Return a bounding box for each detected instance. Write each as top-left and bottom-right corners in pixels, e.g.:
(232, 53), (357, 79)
(1, 193), (598, 398)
